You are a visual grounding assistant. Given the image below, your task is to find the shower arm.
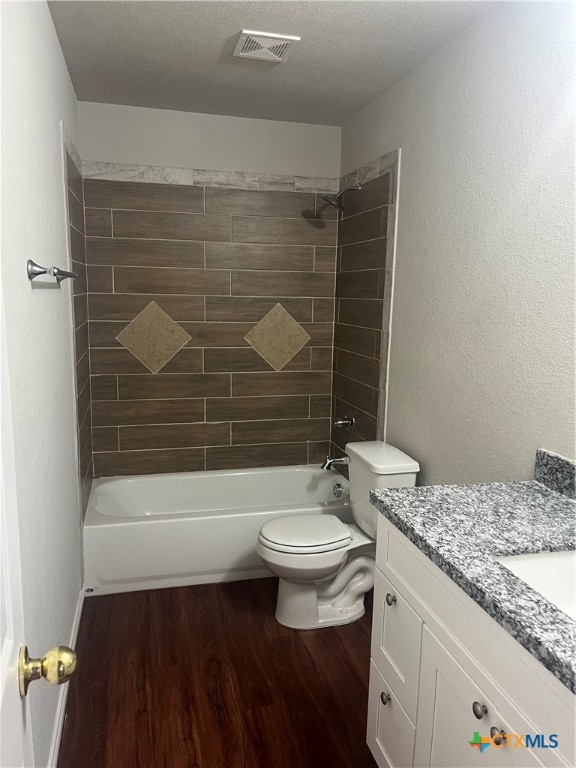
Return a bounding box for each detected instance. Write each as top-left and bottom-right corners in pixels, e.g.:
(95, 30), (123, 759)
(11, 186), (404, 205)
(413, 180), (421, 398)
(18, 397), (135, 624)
(321, 184), (362, 211)
(339, 185), (362, 197)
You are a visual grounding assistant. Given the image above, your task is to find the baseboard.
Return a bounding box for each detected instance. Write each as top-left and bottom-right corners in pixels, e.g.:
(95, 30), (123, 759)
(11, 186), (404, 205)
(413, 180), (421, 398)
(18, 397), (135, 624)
(47, 589), (84, 768)
(85, 567), (273, 596)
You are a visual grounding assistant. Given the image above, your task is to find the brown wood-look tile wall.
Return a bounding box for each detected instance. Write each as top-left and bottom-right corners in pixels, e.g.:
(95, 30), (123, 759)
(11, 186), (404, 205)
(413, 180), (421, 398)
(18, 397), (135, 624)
(66, 152), (92, 510)
(84, 179), (337, 476)
(331, 172), (392, 458)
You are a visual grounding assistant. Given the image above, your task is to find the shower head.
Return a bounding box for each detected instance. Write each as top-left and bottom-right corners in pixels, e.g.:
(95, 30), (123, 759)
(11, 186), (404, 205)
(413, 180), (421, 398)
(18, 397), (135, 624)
(321, 184), (362, 211)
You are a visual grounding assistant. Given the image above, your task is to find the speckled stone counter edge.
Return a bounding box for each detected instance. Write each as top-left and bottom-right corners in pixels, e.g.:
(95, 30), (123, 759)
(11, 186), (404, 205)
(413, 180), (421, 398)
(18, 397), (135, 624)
(535, 449), (575, 499)
(374, 493), (574, 691)
(369, 451), (576, 692)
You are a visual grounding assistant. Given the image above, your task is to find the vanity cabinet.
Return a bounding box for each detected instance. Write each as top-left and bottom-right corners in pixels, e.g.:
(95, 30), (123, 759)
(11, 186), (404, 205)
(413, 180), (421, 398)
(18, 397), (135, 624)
(367, 516), (574, 768)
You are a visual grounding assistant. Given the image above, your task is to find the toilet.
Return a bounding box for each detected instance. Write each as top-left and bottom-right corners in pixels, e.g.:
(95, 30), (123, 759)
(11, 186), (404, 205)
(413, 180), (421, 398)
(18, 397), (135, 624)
(256, 441), (419, 629)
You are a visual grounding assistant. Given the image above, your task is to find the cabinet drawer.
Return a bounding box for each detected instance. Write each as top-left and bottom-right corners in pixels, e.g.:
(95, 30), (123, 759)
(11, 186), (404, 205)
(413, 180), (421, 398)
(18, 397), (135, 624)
(368, 659), (416, 768)
(372, 566), (422, 722)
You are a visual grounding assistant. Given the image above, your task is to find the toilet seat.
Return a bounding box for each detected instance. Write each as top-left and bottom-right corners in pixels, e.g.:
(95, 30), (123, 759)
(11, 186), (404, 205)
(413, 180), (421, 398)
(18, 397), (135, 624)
(258, 514), (351, 554)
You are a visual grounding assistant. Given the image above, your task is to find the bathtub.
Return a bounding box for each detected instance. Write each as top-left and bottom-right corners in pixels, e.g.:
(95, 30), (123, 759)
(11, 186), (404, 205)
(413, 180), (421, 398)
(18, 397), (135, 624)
(83, 465), (351, 595)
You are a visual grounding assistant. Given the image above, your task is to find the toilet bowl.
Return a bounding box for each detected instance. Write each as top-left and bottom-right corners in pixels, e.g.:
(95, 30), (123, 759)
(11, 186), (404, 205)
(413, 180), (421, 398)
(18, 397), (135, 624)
(256, 516), (375, 628)
(256, 442), (419, 630)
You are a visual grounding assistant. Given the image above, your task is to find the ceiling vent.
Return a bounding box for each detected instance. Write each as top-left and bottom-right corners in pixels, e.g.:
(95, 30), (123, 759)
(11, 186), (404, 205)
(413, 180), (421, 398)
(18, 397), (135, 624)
(233, 30), (300, 63)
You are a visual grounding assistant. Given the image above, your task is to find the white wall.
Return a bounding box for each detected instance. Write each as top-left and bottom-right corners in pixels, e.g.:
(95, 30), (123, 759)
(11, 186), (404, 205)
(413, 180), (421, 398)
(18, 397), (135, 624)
(78, 101), (341, 178)
(1, 3), (82, 763)
(342, 2), (575, 484)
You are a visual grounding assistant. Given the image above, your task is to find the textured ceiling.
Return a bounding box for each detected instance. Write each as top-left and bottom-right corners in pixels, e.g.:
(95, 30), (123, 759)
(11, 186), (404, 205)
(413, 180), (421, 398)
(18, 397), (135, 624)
(49, 1), (491, 126)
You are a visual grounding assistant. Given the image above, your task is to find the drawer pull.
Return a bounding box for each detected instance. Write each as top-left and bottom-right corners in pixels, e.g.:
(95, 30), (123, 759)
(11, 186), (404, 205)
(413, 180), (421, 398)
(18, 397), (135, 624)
(490, 727), (506, 746)
(380, 692), (391, 705)
(385, 593), (397, 606)
(472, 701), (488, 719)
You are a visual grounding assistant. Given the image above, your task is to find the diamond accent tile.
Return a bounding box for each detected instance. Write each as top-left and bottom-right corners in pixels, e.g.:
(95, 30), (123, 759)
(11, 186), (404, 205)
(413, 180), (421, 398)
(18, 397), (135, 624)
(116, 301), (191, 374)
(245, 303), (311, 371)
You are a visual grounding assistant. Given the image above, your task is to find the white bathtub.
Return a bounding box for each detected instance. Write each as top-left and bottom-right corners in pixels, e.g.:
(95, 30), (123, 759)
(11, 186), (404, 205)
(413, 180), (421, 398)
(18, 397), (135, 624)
(83, 465), (350, 595)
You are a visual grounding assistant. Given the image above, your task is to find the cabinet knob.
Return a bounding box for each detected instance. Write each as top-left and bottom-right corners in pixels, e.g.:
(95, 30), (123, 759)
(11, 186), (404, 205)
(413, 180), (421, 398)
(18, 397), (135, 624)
(385, 593), (397, 606)
(472, 701), (488, 719)
(490, 727), (506, 746)
(380, 692), (391, 705)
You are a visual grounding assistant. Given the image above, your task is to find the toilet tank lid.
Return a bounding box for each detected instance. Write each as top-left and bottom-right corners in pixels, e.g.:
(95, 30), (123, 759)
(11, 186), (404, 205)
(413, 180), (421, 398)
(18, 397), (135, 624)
(345, 442), (420, 474)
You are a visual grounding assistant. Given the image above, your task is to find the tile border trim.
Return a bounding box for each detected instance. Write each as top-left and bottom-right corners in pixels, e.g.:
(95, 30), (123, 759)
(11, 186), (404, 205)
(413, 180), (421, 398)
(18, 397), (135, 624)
(339, 149), (398, 199)
(82, 160), (339, 194)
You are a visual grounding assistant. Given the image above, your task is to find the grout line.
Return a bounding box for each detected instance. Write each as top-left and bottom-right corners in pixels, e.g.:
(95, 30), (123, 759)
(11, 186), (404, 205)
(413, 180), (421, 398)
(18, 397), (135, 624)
(340, 236), (386, 254)
(337, 233), (388, 249)
(78, 404), (91, 432)
(77, 378), (90, 402)
(67, 185), (83, 208)
(100, 207), (339, 223)
(93, 263), (336, 275)
(333, 371), (378, 394)
(91, 234), (337, 249)
(333, 396), (378, 423)
(338, 297), (384, 303)
(69, 222), (84, 238)
(92, 440), (314, 455)
(340, 202), (389, 222)
(75, 348), (89, 367)
(334, 267), (387, 275)
(334, 321), (381, 335)
(88, 205), (208, 216)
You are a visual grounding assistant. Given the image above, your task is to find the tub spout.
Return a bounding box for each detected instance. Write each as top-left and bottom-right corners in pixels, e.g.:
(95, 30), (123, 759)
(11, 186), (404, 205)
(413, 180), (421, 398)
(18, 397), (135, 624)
(320, 456), (349, 471)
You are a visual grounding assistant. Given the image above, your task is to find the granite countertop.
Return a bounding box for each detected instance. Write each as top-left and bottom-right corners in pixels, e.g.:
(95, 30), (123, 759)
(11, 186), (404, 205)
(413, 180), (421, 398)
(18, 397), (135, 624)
(370, 478), (576, 692)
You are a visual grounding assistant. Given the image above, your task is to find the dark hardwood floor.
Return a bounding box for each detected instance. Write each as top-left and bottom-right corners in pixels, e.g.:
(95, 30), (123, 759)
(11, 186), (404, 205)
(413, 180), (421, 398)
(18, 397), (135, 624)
(58, 578), (377, 768)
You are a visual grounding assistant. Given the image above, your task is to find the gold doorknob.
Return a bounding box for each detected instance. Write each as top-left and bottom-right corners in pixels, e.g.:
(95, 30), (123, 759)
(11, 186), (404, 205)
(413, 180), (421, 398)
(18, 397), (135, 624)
(18, 645), (77, 697)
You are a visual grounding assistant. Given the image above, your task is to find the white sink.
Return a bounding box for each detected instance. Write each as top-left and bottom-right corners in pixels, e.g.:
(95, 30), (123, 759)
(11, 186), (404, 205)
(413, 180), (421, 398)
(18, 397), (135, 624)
(496, 550), (576, 621)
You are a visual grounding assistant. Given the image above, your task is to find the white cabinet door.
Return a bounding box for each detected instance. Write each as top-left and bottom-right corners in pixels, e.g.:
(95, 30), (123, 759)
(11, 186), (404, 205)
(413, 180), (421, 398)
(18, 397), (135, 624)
(372, 567), (422, 722)
(415, 627), (513, 768)
(368, 660), (416, 768)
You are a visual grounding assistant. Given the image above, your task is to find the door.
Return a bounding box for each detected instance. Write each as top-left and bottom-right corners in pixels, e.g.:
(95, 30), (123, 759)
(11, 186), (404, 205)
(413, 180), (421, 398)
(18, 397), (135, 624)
(0, 308), (35, 766)
(414, 627), (513, 768)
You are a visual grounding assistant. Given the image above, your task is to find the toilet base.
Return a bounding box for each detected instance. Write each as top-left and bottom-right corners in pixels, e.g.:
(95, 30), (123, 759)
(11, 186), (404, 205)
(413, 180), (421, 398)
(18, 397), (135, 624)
(274, 570), (369, 630)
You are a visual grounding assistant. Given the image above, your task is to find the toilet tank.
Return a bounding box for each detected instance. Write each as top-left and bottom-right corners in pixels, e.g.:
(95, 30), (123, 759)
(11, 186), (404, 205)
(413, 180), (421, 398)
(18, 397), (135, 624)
(345, 442), (419, 538)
